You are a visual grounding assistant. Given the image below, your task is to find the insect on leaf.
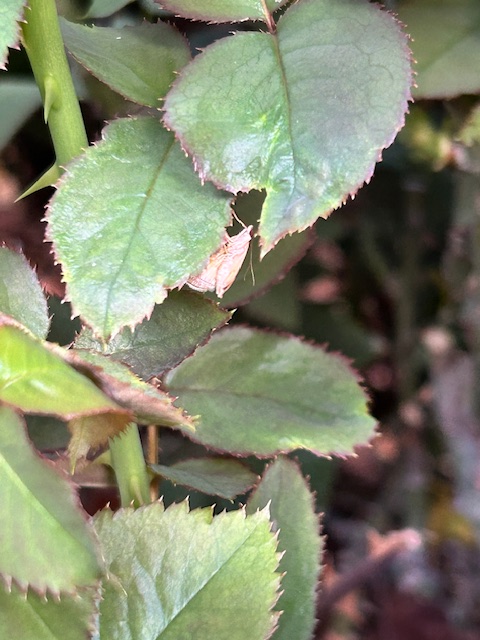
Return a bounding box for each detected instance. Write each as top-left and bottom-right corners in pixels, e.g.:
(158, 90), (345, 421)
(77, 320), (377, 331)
(187, 225), (253, 298)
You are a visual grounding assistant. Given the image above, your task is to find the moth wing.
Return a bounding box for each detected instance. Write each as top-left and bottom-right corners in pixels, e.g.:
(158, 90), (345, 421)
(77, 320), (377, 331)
(186, 235), (228, 293)
(215, 226), (253, 298)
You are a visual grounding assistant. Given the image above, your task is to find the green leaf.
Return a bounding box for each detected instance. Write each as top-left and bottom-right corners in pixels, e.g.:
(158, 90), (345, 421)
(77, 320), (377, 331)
(0, 79), (42, 151)
(60, 19), (190, 107)
(157, 0), (289, 23)
(85, 0), (134, 18)
(247, 457), (322, 640)
(151, 457), (258, 499)
(74, 291), (232, 380)
(67, 349), (195, 431)
(47, 117), (232, 339)
(164, 0), (412, 254)
(165, 326), (376, 456)
(95, 502), (280, 639)
(0, 583), (98, 640)
(0, 406), (101, 593)
(398, 0), (480, 99)
(0, 248), (49, 339)
(0, 316), (131, 459)
(0, 0), (27, 69)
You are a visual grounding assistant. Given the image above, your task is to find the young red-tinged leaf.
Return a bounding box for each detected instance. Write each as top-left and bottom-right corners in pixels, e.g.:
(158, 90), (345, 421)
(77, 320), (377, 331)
(47, 118), (232, 339)
(398, 0), (480, 99)
(151, 457), (258, 499)
(164, 0), (412, 254)
(0, 0), (27, 69)
(0, 247), (49, 339)
(156, 0), (289, 23)
(66, 349), (195, 432)
(0, 583), (98, 640)
(248, 457), (323, 640)
(95, 501), (280, 639)
(0, 406), (101, 594)
(164, 326), (376, 457)
(60, 19), (190, 107)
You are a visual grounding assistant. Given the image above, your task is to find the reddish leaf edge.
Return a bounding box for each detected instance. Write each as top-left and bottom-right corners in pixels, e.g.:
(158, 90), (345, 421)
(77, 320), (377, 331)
(0, 0), (28, 71)
(164, 324), (378, 459)
(163, 5), (414, 257)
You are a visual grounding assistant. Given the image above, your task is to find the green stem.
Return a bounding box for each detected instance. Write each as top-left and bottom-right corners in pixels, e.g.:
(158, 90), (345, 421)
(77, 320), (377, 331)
(21, 0), (88, 168)
(22, 1), (151, 507)
(110, 424), (151, 508)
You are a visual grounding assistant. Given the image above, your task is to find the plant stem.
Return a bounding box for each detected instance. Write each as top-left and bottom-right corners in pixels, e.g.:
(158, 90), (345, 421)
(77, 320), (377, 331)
(22, 0), (151, 508)
(21, 0), (88, 168)
(110, 425), (151, 508)
(146, 424), (160, 501)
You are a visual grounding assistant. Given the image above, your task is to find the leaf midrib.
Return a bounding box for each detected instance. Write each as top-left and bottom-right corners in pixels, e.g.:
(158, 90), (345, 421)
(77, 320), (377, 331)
(156, 518), (272, 637)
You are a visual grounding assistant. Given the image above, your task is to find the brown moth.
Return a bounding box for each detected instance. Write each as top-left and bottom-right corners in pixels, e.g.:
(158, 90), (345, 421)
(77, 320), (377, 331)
(187, 225), (253, 298)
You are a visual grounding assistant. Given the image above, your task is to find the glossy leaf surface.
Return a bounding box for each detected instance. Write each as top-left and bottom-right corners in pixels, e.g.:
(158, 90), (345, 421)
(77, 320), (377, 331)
(95, 502), (280, 639)
(0, 247), (49, 339)
(0, 0), (26, 69)
(48, 118), (232, 338)
(248, 457), (322, 640)
(0, 583), (97, 640)
(165, 327), (376, 456)
(0, 406), (101, 593)
(60, 19), (190, 107)
(399, 0), (480, 99)
(151, 457), (258, 499)
(0, 317), (127, 421)
(164, 0), (411, 253)
(157, 0), (289, 23)
(75, 291), (231, 379)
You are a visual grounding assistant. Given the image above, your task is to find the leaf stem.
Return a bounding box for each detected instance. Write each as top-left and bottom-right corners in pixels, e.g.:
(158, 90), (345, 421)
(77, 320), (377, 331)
(21, 0), (88, 169)
(109, 425), (151, 508)
(260, 0), (276, 33)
